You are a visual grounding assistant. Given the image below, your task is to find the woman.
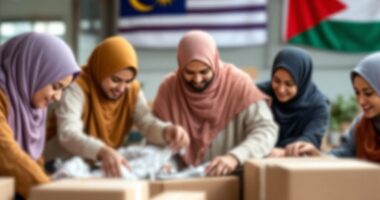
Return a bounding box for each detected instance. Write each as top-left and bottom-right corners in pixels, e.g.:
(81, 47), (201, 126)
(45, 36), (189, 177)
(300, 52), (380, 162)
(0, 33), (80, 198)
(153, 31), (278, 176)
(258, 47), (330, 157)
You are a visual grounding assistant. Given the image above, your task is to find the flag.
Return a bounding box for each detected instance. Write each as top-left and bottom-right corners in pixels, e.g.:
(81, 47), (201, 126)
(118, 0), (267, 48)
(284, 0), (380, 52)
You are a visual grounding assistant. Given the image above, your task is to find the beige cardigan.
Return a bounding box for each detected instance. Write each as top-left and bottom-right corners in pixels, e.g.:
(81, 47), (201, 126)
(44, 83), (170, 161)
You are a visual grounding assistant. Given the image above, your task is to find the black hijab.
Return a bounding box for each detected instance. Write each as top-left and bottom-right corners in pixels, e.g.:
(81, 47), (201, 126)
(258, 47), (329, 148)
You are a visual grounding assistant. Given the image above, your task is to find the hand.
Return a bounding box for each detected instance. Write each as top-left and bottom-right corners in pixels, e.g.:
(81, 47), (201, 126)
(206, 154), (239, 176)
(298, 142), (322, 157)
(164, 125), (190, 152)
(267, 148), (286, 158)
(97, 146), (130, 177)
(285, 141), (320, 157)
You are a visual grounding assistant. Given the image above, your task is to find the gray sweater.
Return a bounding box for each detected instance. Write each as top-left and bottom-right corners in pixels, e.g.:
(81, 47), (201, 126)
(329, 114), (380, 158)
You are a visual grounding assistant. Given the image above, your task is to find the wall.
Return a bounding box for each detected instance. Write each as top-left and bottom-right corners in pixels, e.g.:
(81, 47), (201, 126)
(0, 0), (75, 47)
(134, 0), (369, 101)
(0, 0), (372, 102)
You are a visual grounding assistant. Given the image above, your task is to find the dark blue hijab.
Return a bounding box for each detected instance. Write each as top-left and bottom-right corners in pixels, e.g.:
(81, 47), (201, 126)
(258, 47), (329, 148)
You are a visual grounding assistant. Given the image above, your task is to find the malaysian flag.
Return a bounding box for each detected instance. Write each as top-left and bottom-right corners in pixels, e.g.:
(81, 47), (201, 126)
(118, 0), (267, 48)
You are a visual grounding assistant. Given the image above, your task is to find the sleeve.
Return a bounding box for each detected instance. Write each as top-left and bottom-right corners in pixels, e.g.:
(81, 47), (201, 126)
(0, 106), (49, 198)
(229, 100), (279, 164)
(256, 81), (271, 93)
(328, 116), (358, 158)
(296, 104), (330, 148)
(133, 91), (171, 146)
(55, 83), (105, 161)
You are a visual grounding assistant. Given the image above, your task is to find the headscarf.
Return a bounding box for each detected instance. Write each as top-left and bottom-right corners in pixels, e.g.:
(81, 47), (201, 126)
(351, 52), (380, 162)
(258, 47), (329, 147)
(76, 36), (140, 148)
(0, 32), (80, 160)
(154, 31), (268, 166)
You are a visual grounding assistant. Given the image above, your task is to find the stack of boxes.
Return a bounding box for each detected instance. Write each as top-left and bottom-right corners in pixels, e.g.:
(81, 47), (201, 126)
(22, 158), (380, 200)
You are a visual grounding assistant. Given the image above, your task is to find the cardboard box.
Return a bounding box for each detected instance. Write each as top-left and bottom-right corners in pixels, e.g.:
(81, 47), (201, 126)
(0, 177), (14, 200)
(29, 179), (148, 200)
(244, 158), (380, 200)
(150, 176), (240, 200)
(151, 191), (206, 200)
(244, 158), (332, 200)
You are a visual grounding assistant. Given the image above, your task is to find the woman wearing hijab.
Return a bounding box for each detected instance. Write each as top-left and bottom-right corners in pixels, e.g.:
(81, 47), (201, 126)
(299, 52), (380, 162)
(258, 47), (330, 157)
(0, 33), (80, 198)
(153, 31), (278, 176)
(45, 36), (189, 177)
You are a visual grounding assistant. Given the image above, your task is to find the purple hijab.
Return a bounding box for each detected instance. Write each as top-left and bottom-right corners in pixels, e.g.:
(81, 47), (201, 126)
(0, 33), (80, 160)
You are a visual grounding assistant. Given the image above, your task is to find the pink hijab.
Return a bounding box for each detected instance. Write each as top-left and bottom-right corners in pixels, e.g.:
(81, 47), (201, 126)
(154, 31), (268, 166)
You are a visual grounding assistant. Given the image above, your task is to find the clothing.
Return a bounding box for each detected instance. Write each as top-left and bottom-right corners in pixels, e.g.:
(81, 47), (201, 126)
(330, 117), (358, 158)
(351, 52), (380, 94)
(0, 89), (50, 197)
(0, 33), (79, 198)
(45, 83), (170, 161)
(151, 100), (278, 165)
(0, 33), (79, 160)
(355, 116), (380, 161)
(75, 36), (140, 148)
(330, 114), (380, 163)
(203, 100), (278, 164)
(341, 52), (380, 162)
(258, 47), (329, 148)
(154, 31), (269, 166)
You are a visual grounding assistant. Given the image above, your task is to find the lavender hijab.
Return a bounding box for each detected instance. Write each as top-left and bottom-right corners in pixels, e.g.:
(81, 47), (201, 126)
(0, 33), (80, 160)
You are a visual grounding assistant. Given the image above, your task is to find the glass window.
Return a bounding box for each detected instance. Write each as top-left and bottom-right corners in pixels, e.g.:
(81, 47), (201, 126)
(0, 20), (66, 44)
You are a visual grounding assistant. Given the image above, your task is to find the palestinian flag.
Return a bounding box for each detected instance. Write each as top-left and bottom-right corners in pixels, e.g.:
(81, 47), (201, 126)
(284, 0), (380, 52)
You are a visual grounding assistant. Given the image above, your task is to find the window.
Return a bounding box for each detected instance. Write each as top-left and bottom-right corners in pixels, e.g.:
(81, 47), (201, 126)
(0, 20), (66, 43)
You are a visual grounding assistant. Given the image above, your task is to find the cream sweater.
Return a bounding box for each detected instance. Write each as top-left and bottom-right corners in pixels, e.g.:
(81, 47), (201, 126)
(44, 83), (170, 161)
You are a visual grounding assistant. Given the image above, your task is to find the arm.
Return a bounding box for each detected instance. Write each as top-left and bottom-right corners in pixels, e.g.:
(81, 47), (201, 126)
(0, 109), (49, 198)
(206, 100), (278, 176)
(133, 91), (171, 146)
(55, 83), (105, 161)
(297, 104), (330, 148)
(328, 116), (358, 158)
(298, 117), (358, 158)
(229, 100), (279, 164)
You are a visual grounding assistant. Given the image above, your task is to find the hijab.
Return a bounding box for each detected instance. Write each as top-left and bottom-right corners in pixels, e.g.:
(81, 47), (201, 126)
(258, 47), (329, 147)
(154, 31), (268, 165)
(76, 36), (140, 148)
(0, 33), (80, 160)
(351, 52), (380, 162)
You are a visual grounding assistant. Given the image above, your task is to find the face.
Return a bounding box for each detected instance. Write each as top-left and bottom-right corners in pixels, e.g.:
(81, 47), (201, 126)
(101, 68), (135, 100)
(353, 75), (380, 118)
(182, 60), (214, 93)
(271, 68), (298, 103)
(31, 75), (74, 108)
